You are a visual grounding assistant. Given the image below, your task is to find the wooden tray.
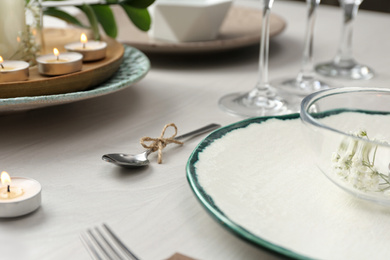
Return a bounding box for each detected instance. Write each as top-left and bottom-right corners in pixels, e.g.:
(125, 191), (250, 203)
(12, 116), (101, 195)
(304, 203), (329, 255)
(0, 28), (124, 98)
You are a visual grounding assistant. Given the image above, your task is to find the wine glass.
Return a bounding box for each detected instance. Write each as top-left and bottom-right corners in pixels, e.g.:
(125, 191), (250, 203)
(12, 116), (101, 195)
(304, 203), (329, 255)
(273, 0), (329, 96)
(315, 0), (374, 80)
(219, 0), (295, 117)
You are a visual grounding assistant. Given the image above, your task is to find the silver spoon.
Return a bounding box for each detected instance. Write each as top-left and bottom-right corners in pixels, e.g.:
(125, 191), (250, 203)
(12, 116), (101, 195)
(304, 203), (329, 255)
(102, 123), (221, 168)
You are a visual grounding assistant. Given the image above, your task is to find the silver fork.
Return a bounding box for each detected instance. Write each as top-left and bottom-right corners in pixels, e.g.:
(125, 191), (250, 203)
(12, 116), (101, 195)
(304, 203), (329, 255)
(80, 223), (140, 260)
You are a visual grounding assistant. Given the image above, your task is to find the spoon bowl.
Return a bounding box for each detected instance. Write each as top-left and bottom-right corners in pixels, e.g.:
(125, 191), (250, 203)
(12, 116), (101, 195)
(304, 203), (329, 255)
(102, 124), (221, 168)
(102, 151), (150, 168)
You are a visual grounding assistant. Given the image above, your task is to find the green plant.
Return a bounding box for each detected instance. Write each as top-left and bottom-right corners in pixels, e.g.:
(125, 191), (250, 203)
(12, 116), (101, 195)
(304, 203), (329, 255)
(42, 0), (155, 40)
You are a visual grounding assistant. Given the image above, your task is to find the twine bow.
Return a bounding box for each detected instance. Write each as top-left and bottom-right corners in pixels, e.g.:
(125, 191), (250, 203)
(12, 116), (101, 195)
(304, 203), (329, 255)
(140, 123), (184, 164)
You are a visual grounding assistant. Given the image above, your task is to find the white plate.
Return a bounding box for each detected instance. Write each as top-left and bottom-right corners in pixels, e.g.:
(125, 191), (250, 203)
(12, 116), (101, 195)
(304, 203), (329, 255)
(0, 46), (150, 113)
(187, 114), (390, 260)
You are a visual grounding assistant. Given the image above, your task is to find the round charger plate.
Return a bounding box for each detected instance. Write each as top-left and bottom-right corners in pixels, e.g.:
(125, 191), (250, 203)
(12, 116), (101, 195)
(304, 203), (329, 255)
(114, 6), (286, 53)
(187, 114), (390, 260)
(0, 45), (150, 112)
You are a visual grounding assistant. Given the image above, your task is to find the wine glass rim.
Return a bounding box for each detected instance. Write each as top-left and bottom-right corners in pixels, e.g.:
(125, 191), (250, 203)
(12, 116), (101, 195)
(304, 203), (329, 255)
(300, 87), (390, 147)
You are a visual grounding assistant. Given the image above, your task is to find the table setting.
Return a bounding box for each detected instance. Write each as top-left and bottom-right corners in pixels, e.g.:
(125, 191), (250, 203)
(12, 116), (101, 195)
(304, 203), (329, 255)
(0, 0), (389, 259)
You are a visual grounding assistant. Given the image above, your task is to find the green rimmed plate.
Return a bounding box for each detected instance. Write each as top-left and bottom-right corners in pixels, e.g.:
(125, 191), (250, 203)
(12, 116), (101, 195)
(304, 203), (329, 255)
(186, 114), (307, 259)
(187, 114), (390, 260)
(0, 45), (149, 113)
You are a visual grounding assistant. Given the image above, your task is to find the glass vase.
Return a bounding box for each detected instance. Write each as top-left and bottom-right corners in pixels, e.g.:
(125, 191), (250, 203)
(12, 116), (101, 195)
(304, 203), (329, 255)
(0, 0), (43, 65)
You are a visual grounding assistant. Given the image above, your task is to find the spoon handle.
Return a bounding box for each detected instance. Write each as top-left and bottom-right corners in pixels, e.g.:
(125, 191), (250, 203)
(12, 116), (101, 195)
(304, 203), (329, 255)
(175, 123), (221, 141)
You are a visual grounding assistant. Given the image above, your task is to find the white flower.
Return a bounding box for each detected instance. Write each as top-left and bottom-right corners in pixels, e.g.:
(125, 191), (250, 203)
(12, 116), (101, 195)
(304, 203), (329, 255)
(331, 152), (340, 163)
(331, 130), (388, 193)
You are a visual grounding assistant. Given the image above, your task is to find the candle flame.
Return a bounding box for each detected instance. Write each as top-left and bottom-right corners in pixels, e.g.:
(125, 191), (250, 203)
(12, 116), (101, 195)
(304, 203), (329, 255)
(1, 171), (11, 185)
(0, 56), (3, 63)
(53, 48), (60, 57)
(80, 33), (88, 44)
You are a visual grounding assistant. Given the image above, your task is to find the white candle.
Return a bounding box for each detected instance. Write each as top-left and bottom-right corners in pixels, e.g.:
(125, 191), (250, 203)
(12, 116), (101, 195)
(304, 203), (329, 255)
(36, 48), (83, 76)
(0, 56), (29, 83)
(0, 171), (41, 218)
(0, 0), (26, 59)
(64, 33), (107, 61)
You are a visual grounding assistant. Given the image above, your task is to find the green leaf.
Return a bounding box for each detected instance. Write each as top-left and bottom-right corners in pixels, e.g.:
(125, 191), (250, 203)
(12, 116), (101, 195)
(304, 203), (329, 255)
(120, 4), (151, 31)
(43, 8), (87, 28)
(122, 0), (155, 9)
(91, 5), (117, 38)
(78, 4), (100, 40)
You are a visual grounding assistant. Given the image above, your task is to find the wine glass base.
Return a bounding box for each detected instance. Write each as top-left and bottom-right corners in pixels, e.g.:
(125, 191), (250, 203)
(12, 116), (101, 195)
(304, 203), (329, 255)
(315, 61), (374, 80)
(218, 91), (299, 117)
(273, 77), (329, 96)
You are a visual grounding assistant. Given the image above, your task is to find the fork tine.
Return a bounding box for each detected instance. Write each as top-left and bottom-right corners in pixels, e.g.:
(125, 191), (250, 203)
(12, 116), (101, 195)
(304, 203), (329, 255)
(87, 228), (115, 260)
(81, 224), (140, 260)
(95, 226), (123, 259)
(80, 232), (104, 260)
(103, 223), (140, 260)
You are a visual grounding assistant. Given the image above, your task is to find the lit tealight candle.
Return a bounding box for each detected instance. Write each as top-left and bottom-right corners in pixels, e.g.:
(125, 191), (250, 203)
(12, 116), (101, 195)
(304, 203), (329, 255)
(64, 33), (107, 62)
(0, 56), (29, 83)
(0, 171), (41, 218)
(36, 48), (83, 76)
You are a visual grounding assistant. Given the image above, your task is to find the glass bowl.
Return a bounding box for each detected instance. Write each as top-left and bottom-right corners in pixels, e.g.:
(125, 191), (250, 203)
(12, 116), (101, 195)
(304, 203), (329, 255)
(300, 87), (390, 205)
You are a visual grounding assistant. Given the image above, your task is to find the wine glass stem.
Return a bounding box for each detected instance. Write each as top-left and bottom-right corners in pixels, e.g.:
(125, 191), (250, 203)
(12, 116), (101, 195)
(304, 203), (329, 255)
(256, 1), (273, 91)
(334, 2), (360, 65)
(297, 0), (319, 81)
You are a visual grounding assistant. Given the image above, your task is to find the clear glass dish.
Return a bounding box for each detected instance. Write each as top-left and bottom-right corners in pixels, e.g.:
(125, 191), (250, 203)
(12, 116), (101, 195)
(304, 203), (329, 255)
(300, 87), (390, 205)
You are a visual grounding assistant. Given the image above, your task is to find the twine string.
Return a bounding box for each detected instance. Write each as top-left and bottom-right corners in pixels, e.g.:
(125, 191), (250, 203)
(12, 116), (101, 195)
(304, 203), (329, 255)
(140, 123), (183, 164)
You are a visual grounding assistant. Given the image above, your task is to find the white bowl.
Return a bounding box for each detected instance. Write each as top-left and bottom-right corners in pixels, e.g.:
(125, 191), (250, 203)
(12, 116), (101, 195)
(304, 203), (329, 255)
(149, 0), (232, 42)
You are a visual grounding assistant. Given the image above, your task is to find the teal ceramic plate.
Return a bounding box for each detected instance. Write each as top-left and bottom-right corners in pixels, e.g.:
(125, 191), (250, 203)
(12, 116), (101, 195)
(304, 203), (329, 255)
(0, 46), (150, 112)
(187, 114), (390, 260)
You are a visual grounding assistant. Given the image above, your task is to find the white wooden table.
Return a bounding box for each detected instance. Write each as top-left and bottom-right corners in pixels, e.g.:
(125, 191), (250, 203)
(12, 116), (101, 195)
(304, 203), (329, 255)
(0, 0), (389, 259)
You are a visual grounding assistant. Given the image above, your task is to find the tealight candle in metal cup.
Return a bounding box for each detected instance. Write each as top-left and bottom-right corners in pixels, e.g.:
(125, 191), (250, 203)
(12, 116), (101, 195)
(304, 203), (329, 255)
(36, 48), (83, 76)
(64, 33), (107, 62)
(0, 56), (29, 83)
(0, 171), (41, 218)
